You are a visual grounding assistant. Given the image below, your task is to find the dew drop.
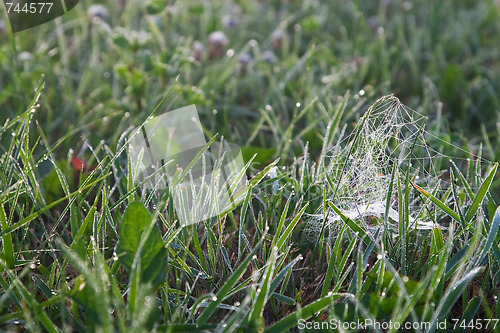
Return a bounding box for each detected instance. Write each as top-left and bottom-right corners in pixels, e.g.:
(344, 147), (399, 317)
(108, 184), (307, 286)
(296, 102), (301, 108)
(30, 263), (36, 269)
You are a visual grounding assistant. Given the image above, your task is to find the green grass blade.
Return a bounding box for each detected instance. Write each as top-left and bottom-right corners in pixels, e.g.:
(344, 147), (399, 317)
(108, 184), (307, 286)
(411, 180), (461, 222)
(276, 203), (308, 249)
(264, 293), (346, 333)
(478, 205), (500, 265)
(0, 205), (14, 269)
(464, 162), (498, 223)
(197, 240), (261, 324)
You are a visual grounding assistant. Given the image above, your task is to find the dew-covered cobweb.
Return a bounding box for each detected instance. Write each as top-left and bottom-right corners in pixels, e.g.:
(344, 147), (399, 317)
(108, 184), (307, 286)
(306, 95), (493, 242)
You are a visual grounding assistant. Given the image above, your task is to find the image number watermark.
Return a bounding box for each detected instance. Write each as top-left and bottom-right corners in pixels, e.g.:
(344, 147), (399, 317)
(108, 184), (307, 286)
(128, 105), (247, 226)
(3, 0), (79, 32)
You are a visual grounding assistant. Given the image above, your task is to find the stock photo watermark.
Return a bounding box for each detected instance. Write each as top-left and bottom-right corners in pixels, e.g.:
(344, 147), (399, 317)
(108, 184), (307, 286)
(297, 318), (499, 331)
(128, 105), (247, 226)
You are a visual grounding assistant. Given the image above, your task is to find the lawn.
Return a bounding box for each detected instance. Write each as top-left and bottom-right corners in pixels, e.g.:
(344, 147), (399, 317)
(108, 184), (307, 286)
(1, 0), (500, 332)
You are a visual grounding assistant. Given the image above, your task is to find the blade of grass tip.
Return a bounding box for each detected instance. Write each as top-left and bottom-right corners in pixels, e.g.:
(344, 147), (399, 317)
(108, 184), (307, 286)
(171, 135), (218, 188)
(411, 180), (461, 222)
(321, 223), (348, 297)
(397, 167), (407, 275)
(264, 292), (347, 333)
(477, 205), (500, 265)
(246, 246), (277, 325)
(428, 267), (483, 332)
(0, 205), (14, 269)
(384, 162), (397, 232)
(2, 264), (59, 333)
(458, 296), (482, 333)
(197, 240), (262, 325)
(270, 254), (302, 295)
(238, 185), (254, 260)
(451, 160), (474, 199)
(327, 201), (377, 248)
(450, 169), (467, 229)
(276, 203), (309, 249)
(270, 195), (291, 249)
(317, 94), (348, 173)
(127, 148), (135, 204)
(464, 162), (498, 224)
(220, 296), (252, 333)
(0, 172), (110, 237)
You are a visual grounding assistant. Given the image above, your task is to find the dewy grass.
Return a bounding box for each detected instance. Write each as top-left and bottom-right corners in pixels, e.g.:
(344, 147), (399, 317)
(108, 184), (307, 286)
(306, 95), (497, 244)
(1, 0), (500, 331)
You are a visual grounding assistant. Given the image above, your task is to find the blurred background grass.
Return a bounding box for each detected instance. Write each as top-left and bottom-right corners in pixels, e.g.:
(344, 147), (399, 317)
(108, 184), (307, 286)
(1, 0), (499, 164)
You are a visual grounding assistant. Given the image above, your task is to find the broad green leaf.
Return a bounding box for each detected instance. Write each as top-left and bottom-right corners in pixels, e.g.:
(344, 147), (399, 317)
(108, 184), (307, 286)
(115, 201), (167, 287)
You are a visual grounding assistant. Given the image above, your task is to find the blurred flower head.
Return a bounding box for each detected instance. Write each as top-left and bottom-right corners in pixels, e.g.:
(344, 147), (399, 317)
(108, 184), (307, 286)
(87, 4), (109, 21)
(261, 50), (277, 63)
(238, 53), (252, 65)
(208, 31), (229, 59)
(238, 53), (252, 76)
(193, 41), (205, 61)
(18, 51), (33, 62)
(222, 15), (240, 28)
(270, 29), (287, 50)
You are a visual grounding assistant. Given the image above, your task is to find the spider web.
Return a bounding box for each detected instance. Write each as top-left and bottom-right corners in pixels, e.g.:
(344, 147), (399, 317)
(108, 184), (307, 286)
(306, 95), (493, 242)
